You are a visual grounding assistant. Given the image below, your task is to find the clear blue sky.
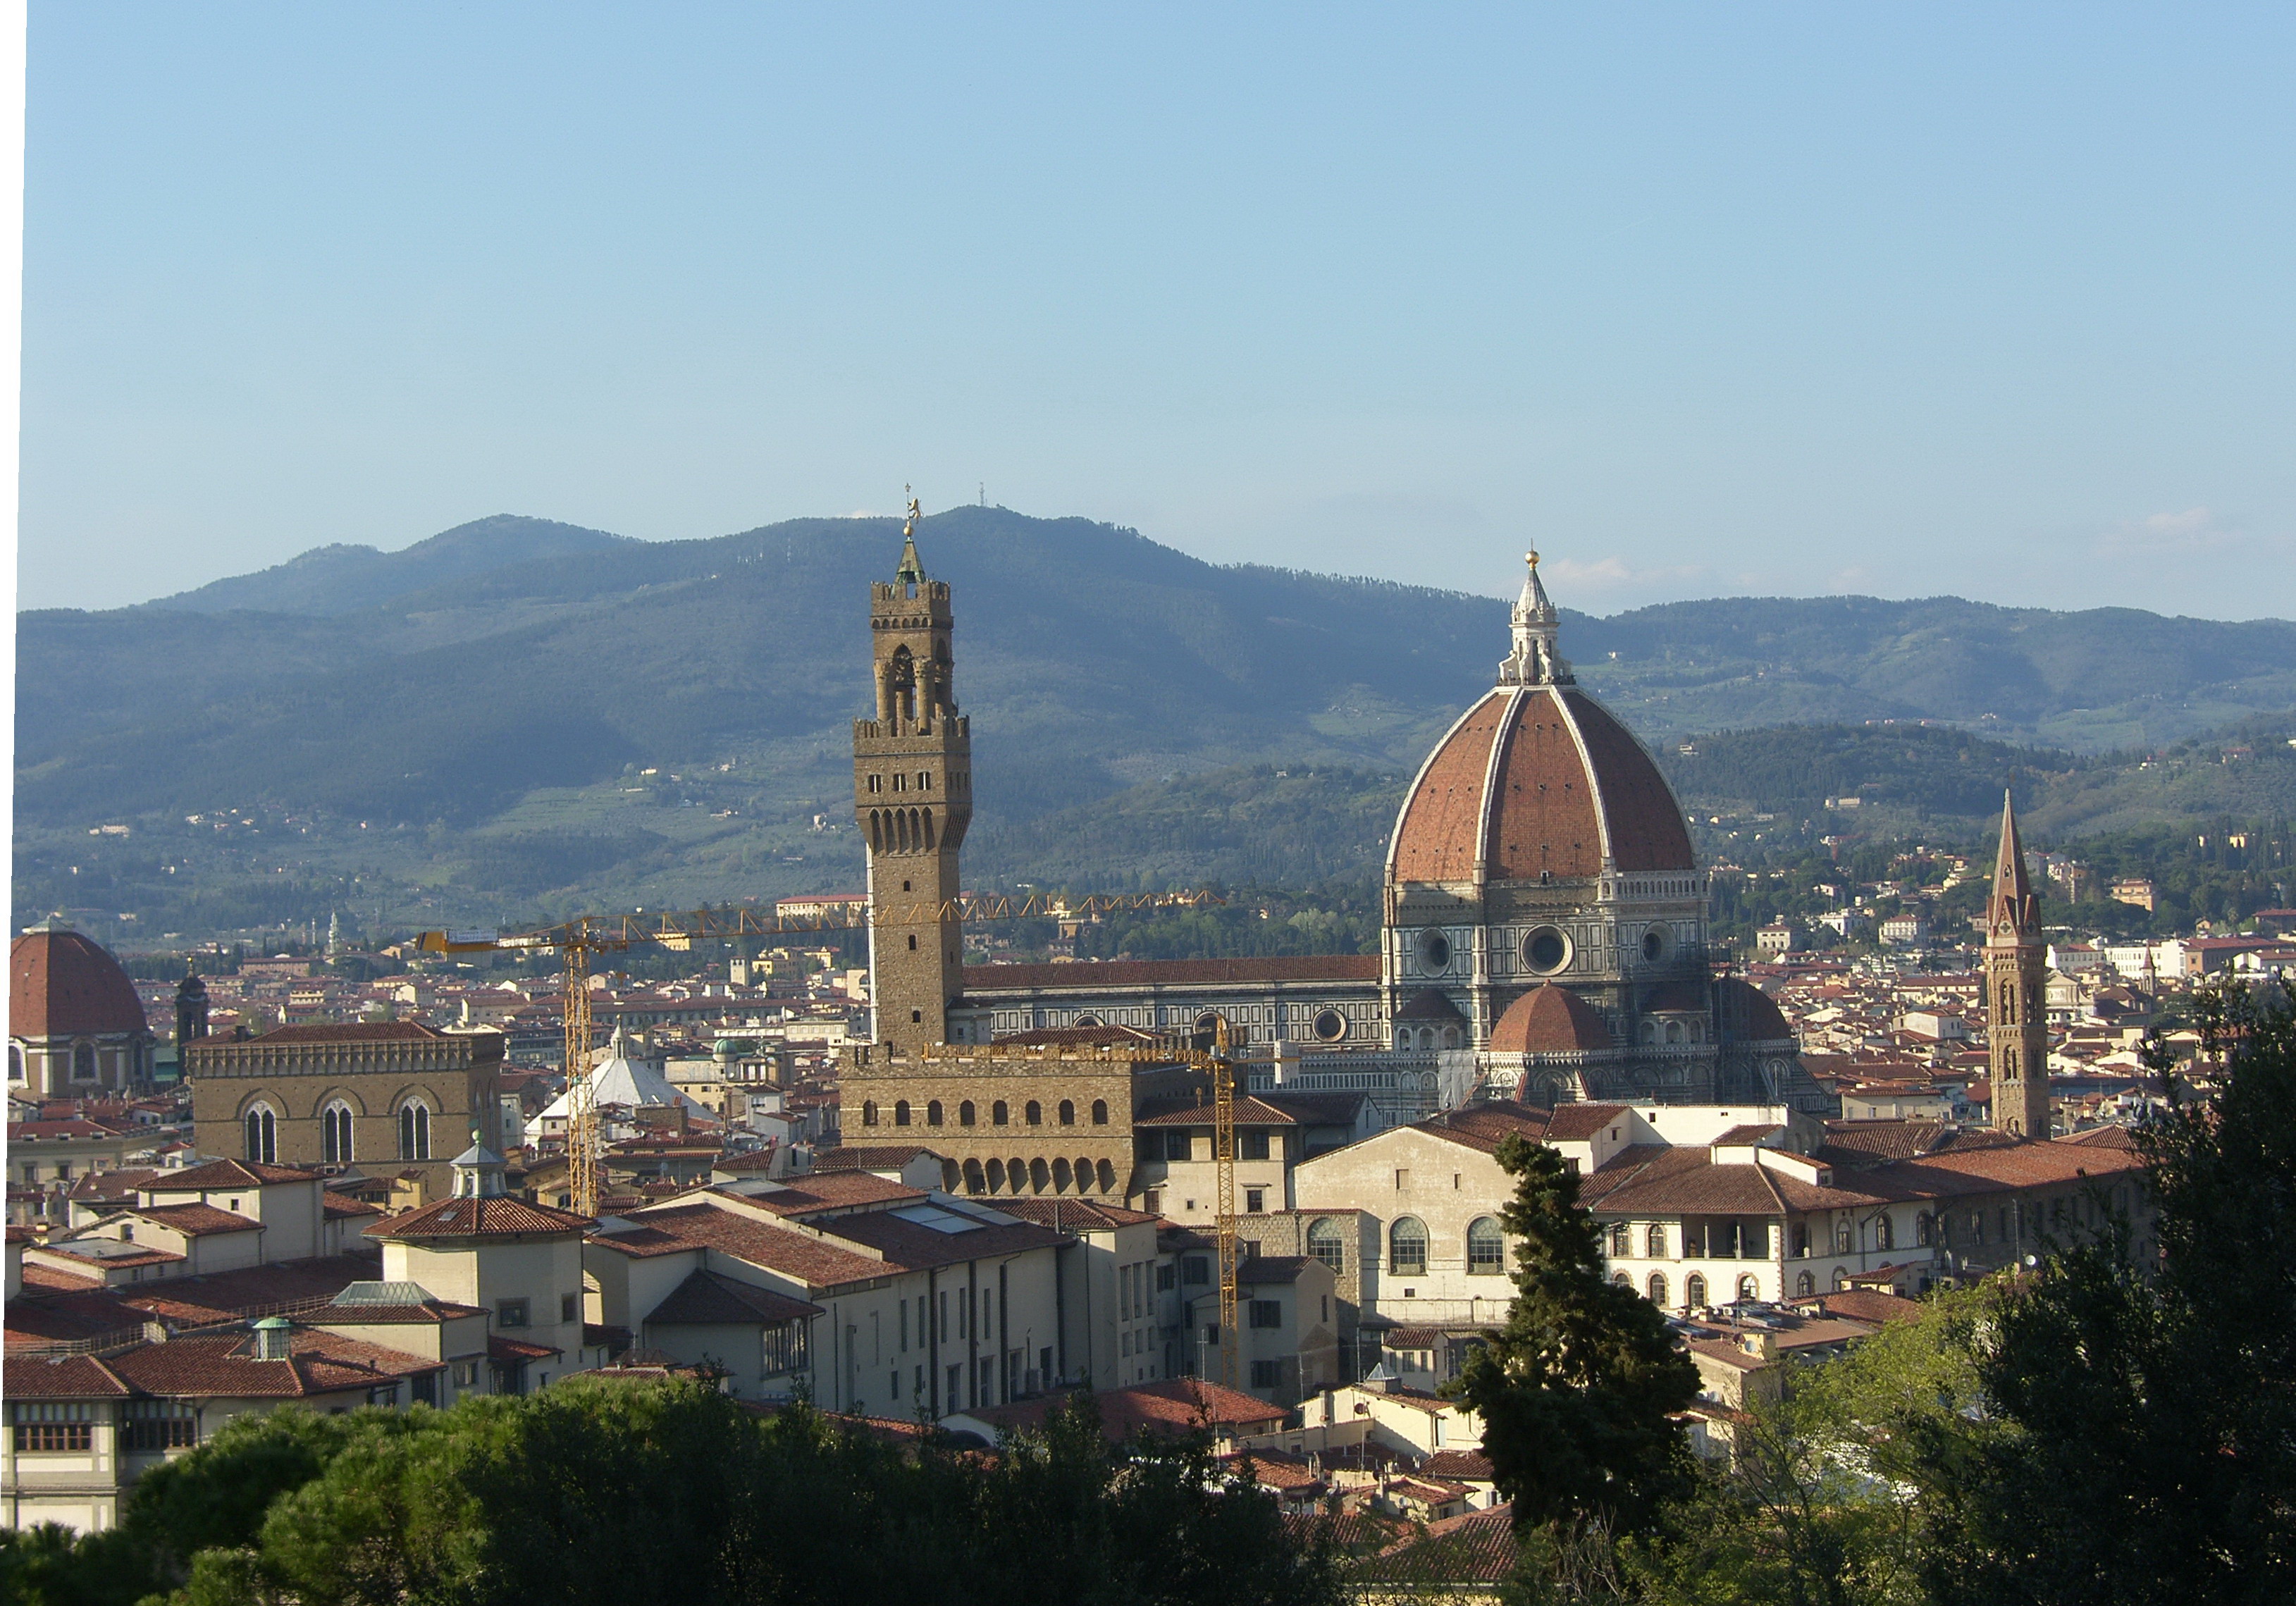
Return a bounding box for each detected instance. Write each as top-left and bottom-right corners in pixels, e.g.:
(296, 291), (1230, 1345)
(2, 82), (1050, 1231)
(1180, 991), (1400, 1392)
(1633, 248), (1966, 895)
(20, 4), (2296, 616)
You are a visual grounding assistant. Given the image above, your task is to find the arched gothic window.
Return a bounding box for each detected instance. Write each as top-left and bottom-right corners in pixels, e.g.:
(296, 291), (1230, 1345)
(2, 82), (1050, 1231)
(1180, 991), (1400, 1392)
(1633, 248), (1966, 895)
(397, 1101), (431, 1161)
(245, 1105), (278, 1164)
(1647, 1271), (1669, 1307)
(1025, 1100), (1042, 1126)
(861, 1100), (879, 1127)
(321, 1102), (354, 1166)
(1467, 1217), (1505, 1275)
(1875, 1214), (1895, 1251)
(1737, 1274), (1760, 1302)
(927, 1101), (944, 1127)
(1058, 1100), (1076, 1126)
(992, 1101), (1008, 1127)
(894, 1099), (911, 1127)
(1090, 1099), (1109, 1126)
(1390, 1216), (1428, 1276)
(1646, 1225), (1667, 1258)
(1608, 1223), (1630, 1257)
(958, 1100), (976, 1128)
(1685, 1272), (1708, 1309)
(1795, 1271), (1815, 1297)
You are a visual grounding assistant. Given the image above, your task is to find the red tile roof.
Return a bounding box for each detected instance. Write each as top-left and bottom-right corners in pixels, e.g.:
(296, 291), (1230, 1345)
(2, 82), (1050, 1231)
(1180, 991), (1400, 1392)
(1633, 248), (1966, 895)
(106, 1330), (442, 1397)
(128, 1202), (265, 1237)
(1410, 1101), (1557, 1153)
(9, 926), (147, 1039)
(959, 1378), (1289, 1440)
(643, 1268), (822, 1326)
(241, 1021), (450, 1044)
(149, 1158), (322, 1191)
(1488, 987), (1612, 1054)
(364, 1195), (590, 1240)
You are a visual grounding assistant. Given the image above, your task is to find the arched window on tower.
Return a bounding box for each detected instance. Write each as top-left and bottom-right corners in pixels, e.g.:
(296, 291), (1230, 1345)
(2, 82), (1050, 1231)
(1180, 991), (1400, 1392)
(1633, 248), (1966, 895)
(1025, 1101), (1042, 1126)
(321, 1102), (354, 1166)
(894, 1099), (911, 1127)
(1090, 1099), (1109, 1125)
(1058, 1100), (1075, 1126)
(245, 1105), (278, 1165)
(862, 1100), (879, 1128)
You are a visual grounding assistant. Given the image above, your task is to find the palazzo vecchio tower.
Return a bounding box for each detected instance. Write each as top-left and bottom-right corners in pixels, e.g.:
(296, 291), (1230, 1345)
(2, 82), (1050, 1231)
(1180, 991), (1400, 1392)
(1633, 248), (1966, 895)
(852, 495), (973, 1055)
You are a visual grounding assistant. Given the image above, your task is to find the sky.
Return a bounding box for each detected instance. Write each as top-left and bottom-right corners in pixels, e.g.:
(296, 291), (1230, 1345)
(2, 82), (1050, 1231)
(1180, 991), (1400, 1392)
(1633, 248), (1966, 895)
(19, 4), (2296, 616)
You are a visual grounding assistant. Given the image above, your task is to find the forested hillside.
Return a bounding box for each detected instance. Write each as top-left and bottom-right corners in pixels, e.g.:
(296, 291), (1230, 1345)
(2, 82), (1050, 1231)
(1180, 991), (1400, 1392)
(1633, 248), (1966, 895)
(16, 506), (2296, 941)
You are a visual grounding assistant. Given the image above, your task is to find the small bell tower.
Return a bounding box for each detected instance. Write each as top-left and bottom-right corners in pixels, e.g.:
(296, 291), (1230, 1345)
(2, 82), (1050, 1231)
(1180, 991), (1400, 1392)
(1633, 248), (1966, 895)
(1985, 791), (2051, 1137)
(853, 492), (973, 1056)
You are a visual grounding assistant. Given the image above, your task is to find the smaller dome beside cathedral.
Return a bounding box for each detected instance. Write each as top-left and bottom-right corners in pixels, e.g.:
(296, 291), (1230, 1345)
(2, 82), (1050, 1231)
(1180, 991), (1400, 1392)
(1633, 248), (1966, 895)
(1488, 984), (1614, 1056)
(11, 918), (147, 1040)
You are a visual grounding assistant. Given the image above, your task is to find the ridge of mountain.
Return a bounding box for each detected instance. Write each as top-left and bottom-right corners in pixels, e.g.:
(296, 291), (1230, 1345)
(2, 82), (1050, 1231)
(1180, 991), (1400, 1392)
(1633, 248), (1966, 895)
(15, 507), (2296, 937)
(142, 514), (634, 617)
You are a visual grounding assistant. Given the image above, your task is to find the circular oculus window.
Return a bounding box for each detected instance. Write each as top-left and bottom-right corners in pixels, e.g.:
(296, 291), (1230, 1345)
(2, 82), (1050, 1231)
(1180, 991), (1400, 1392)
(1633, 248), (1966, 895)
(1417, 930), (1452, 973)
(1643, 927), (1669, 962)
(1311, 1008), (1348, 1042)
(1523, 926), (1570, 974)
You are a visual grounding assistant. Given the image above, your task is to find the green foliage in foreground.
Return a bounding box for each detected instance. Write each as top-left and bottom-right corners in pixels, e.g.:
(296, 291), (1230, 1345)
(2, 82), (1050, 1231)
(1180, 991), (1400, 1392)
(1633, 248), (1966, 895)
(0, 1385), (1336, 1606)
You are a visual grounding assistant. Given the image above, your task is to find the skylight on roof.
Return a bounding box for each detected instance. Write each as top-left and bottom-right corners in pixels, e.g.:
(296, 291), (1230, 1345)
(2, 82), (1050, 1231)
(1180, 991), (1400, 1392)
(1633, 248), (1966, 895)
(889, 1205), (978, 1234)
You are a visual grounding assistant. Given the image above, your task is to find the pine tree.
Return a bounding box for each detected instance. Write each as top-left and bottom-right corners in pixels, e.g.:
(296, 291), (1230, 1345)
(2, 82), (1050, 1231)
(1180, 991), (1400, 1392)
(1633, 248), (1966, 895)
(1450, 1132), (1701, 1540)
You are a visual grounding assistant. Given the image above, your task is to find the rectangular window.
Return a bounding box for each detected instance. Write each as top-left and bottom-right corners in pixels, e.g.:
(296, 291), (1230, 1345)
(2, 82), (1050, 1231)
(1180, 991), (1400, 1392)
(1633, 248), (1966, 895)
(497, 1299), (529, 1328)
(561, 1293), (581, 1324)
(11, 1402), (99, 1453)
(901, 1301), (909, 1352)
(1156, 1264), (1175, 1292)
(1249, 1299), (1283, 1328)
(1245, 1188), (1266, 1213)
(1250, 1359), (1281, 1389)
(947, 1363), (962, 1402)
(1183, 1256), (1210, 1285)
(1164, 1130), (1192, 1161)
(1241, 1130), (1270, 1161)
(1394, 1169), (1410, 1190)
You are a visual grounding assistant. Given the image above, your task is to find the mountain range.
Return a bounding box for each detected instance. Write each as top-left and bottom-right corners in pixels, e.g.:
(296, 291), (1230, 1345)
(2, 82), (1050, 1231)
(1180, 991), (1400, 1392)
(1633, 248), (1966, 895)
(15, 509), (2296, 939)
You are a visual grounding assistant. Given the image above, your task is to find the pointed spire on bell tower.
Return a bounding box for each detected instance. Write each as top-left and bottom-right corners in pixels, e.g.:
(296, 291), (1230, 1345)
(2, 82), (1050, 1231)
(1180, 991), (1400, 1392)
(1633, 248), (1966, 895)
(1985, 787), (2051, 1138)
(894, 486), (927, 584)
(1987, 789), (2039, 939)
(1498, 548), (1574, 687)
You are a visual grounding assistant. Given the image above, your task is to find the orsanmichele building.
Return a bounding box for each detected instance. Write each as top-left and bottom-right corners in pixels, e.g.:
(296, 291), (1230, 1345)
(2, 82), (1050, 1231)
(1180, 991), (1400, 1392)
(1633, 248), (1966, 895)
(844, 528), (1827, 1200)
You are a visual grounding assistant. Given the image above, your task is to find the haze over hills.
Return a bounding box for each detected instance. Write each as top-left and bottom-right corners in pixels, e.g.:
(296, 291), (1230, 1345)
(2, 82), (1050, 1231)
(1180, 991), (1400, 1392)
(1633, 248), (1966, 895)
(14, 507), (2296, 939)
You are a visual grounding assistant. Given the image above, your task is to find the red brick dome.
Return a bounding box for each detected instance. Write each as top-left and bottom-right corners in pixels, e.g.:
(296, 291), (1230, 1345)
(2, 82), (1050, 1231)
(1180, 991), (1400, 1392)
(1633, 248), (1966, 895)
(1386, 685), (1695, 887)
(1488, 984), (1613, 1054)
(10, 920), (147, 1040)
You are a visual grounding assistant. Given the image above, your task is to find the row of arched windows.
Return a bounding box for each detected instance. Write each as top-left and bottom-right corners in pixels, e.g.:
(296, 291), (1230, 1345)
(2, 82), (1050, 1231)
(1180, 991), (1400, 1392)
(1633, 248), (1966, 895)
(1615, 1270), (1765, 1309)
(867, 807), (937, 855)
(956, 1155), (1120, 1196)
(1381, 1216), (1507, 1276)
(861, 1097), (1109, 1129)
(242, 1099), (433, 1164)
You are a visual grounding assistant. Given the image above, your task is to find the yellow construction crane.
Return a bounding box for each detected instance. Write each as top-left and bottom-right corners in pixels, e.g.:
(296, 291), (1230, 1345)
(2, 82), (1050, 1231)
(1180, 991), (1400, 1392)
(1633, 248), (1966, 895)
(419, 889), (1221, 1215)
(1179, 1016), (1244, 1392)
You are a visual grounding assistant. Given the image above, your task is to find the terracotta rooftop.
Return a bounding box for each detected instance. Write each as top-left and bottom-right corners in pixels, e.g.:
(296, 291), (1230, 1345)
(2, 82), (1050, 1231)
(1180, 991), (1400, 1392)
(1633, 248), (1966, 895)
(1488, 986), (1613, 1055)
(9, 925), (147, 1039)
(364, 1195), (591, 1240)
(150, 1158), (322, 1191)
(643, 1268), (823, 1326)
(958, 1377), (1289, 1440)
(127, 1202), (266, 1237)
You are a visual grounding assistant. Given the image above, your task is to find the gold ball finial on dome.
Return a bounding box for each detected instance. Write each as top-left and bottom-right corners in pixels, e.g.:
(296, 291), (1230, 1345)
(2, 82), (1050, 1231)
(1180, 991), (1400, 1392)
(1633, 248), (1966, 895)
(1526, 548), (1539, 572)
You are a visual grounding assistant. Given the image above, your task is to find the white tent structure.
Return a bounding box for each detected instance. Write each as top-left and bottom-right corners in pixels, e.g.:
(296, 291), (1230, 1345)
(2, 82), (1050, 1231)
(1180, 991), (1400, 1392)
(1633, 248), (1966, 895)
(538, 1026), (712, 1127)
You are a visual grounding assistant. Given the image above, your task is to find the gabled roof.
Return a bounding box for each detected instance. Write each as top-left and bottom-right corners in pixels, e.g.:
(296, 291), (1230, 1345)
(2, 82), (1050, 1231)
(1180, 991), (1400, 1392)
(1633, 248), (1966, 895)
(1408, 1101), (1556, 1154)
(106, 1330), (442, 1397)
(958, 1377), (1288, 1440)
(643, 1268), (822, 1326)
(149, 1158), (321, 1191)
(127, 1202), (265, 1237)
(364, 1195), (590, 1240)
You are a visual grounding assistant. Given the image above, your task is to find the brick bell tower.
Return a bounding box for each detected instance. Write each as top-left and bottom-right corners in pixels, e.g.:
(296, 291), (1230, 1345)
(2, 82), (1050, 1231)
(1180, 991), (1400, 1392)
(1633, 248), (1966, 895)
(853, 494), (972, 1056)
(1985, 790), (2050, 1137)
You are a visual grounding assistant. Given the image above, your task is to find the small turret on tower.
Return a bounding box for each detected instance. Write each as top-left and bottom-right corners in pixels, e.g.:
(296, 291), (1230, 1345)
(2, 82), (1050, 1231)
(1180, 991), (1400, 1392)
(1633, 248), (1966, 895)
(1985, 791), (2051, 1137)
(1496, 550), (1574, 687)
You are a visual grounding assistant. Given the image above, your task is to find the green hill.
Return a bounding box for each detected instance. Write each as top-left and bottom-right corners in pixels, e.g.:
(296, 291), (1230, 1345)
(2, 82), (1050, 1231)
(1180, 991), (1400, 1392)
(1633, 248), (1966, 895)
(16, 505), (2296, 942)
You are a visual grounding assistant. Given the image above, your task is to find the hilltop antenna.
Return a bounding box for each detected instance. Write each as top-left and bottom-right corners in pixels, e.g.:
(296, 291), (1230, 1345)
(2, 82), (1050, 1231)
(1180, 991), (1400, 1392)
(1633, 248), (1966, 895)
(980, 481), (986, 507)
